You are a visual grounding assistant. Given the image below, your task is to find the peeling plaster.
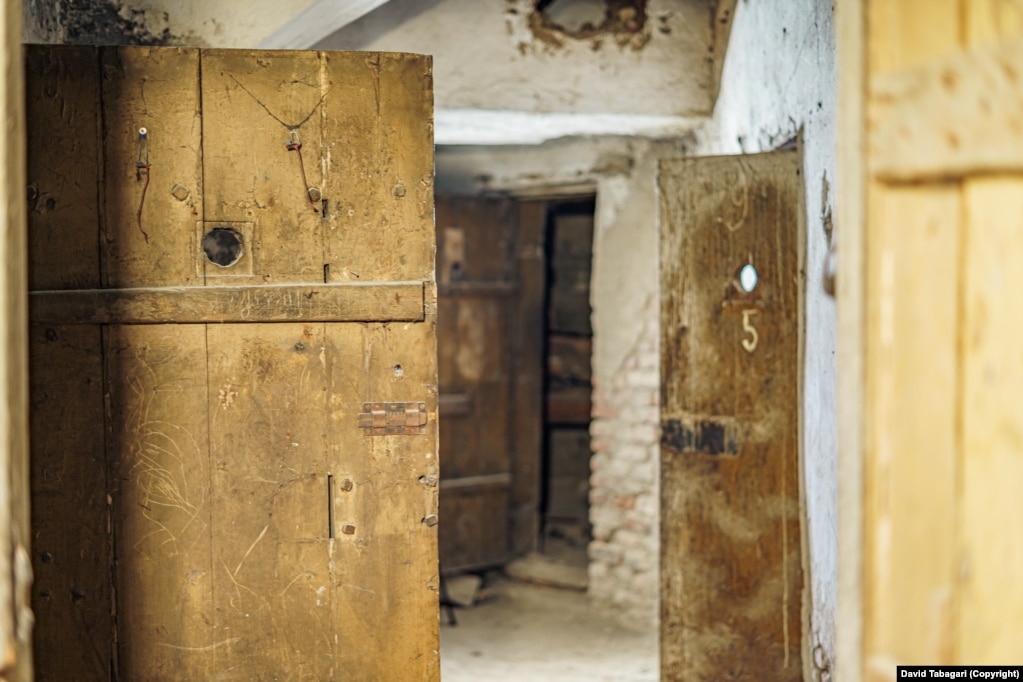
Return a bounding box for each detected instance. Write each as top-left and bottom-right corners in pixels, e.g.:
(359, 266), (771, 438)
(529, 0), (650, 51)
(318, 0), (716, 117)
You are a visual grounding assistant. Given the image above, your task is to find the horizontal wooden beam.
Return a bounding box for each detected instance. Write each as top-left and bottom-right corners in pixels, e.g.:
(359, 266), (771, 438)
(29, 282), (424, 325)
(870, 36), (1023, 181)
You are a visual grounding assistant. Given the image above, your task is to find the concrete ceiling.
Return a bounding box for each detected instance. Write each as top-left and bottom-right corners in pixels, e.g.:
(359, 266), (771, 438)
(25, 0), (733, 145)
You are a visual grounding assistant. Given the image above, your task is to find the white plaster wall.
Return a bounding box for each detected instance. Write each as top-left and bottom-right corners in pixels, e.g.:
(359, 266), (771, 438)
(316, 0), (714, 116)
(691, 1), (838, 677)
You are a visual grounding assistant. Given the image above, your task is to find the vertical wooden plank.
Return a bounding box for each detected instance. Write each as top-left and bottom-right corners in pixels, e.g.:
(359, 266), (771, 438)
(510, 199), (548, 556)
(24, 44), (107, 680)
(96, 46), (212, 680)
(659, 152), (802, 679)
(862, 1), (962, 673)
(24, 46), (101, 291)
(323, 52), (435, 283)
(1, 5), (31, 678)
(105, 326), (213, 680)
(327, 321), (440, 681)
(863, 188), (960, 669)
(100, 47), (202, 288)
(835, 0), (865, 678)
(206, 324), (333, 678)
(958, 6), (1023, 664)
(958, 180), (1023, 663)
(29, 325), (109, 680)
(201, 50), (326, 284)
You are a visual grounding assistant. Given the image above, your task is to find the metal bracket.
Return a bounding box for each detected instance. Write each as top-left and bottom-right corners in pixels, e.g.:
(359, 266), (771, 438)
(358, 402), (428, 436)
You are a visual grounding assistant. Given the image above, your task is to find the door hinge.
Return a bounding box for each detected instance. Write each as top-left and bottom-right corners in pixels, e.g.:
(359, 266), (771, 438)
(358, 402), (428, 435)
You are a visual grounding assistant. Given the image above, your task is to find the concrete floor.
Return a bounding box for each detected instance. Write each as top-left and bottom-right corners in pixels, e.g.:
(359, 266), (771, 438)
(440, 574), (658, 682)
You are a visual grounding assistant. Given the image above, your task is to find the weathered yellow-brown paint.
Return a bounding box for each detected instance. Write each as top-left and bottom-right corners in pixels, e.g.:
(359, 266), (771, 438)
(27, 45), (438, 680)
(659, 151), (803, 680)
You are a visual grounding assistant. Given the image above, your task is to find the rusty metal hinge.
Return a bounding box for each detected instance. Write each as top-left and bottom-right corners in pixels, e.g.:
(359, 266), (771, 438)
(358, 402), (428, 436)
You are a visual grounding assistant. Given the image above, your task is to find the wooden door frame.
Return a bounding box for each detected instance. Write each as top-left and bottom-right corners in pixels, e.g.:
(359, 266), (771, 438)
(0, 3), (32, 679)
(835, 0), (865, 678)
(439, 187), (597, 561)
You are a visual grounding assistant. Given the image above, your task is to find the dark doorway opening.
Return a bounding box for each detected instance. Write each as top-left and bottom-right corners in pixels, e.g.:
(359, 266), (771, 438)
(539, 198), (595, 570)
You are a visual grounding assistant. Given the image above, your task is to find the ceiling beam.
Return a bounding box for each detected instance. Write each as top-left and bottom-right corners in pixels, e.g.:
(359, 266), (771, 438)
(258, 0), (392, 49)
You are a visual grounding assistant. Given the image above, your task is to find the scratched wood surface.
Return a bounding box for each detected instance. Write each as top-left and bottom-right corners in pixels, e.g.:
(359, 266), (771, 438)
(327, 320), (439, 679)
(28, 325), (109, 680)
(101, 47), (203, 288)
(24, 45), (112, 679)
(659, 151), (803, 680)
(105, 325), (214, 679)
(26, 45), (438, 681)
(29, 282), (425, 325)
(435, 197), (516, 572)
(206, 323), (332, 678)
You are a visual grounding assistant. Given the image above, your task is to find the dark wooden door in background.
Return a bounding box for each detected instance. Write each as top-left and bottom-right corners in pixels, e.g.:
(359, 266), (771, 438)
(27, 45), (439, 680)
(659, 151), (804, 679)
(435, 197), (546, 572)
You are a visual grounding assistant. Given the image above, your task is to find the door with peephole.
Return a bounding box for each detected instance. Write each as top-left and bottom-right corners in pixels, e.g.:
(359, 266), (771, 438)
(26, 45), (439, 681)
(658, 150), (804, 680)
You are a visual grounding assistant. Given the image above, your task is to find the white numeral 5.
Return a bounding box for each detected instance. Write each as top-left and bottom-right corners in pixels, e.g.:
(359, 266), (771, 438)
(741, 309), (759, 353)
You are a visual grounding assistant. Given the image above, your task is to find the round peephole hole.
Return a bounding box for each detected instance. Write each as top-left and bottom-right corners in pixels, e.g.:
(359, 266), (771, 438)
(738, 263), (759, 293)
(203, 228), (243, 268)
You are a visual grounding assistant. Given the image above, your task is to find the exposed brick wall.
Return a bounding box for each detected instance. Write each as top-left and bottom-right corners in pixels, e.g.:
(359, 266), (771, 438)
(588, 298), (659, 629)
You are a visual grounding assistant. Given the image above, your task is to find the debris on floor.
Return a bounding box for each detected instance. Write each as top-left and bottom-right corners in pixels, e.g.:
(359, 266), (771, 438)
(445, 573), (484, 607)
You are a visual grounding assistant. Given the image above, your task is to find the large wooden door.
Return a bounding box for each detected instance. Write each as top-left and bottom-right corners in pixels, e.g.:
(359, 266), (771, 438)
(435, 197), (546, 572)
(26, 46), (438, 680)
(659, 151), (803, 679)
(838, 2), (1023, 674)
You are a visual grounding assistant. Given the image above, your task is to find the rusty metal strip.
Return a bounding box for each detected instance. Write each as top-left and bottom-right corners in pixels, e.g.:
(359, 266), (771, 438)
(660, 416), (739, 456)
(29, 281), (425, 325)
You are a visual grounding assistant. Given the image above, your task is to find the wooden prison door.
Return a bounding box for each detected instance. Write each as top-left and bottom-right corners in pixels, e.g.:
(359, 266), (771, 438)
(434, 197), (546, 572)
(838, 1), (1023, 673)
(26, 46), (439, 680)
(659, 151), (803, 679)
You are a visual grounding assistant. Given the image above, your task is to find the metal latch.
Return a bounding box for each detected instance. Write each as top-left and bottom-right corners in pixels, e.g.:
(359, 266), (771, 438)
(358, 402), (428, 435)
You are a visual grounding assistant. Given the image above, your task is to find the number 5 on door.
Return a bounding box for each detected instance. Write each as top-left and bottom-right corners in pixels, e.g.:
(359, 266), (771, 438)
(741, 309), (759, 353)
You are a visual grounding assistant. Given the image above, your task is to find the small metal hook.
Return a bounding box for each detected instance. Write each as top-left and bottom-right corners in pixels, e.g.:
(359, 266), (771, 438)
(135, 127), (149, 169)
